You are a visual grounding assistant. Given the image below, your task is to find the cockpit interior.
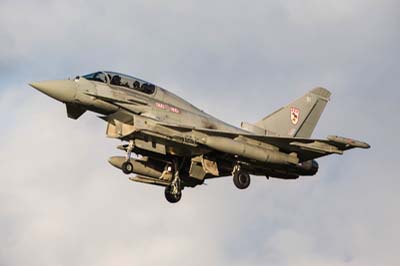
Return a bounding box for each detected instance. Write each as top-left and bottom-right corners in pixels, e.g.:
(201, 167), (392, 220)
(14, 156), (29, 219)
(82, 71), (156, 94)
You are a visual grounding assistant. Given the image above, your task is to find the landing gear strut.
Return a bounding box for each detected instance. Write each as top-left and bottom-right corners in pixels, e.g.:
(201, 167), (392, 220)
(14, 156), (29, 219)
(122, 140), (134, 174)
(164, 158), (184, 203)
(232, 165), (251, 189)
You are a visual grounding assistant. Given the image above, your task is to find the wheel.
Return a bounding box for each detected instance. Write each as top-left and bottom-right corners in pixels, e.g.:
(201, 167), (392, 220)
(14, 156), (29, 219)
(233, 170), (251, 189)
(121, 161), (133, 174)
(164, 186), (182, 203)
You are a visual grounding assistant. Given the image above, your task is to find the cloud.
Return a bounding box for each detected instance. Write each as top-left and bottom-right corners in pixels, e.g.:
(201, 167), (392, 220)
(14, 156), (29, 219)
(0, 0), (399, 265)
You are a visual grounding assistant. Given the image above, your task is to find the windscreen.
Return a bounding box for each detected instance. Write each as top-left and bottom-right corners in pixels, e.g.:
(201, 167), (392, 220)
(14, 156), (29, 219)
(82, 72), (108, 83)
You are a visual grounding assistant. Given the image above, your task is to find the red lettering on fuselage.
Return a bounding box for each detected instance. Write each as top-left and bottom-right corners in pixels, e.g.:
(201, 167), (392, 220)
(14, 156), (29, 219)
(155, 102), (180, 114)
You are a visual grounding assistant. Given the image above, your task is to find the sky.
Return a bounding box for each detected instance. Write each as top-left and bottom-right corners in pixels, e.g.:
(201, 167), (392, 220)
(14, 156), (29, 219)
(0, 0), (399, 265)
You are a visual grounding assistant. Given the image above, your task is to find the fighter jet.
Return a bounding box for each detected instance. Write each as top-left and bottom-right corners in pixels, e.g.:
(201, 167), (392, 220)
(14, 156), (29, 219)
(30, 71), (370, 203)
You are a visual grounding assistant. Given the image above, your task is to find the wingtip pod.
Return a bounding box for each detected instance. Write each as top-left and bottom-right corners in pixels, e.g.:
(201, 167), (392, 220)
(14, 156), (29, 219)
(327, 135), (371, 149)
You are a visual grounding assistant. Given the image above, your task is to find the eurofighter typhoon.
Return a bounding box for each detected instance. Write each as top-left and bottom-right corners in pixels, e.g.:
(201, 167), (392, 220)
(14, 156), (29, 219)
(30, 71), (370, 203)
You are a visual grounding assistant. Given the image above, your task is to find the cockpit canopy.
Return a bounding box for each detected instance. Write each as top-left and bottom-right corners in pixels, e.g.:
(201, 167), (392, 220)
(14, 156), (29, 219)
(82, 71), (156, 94)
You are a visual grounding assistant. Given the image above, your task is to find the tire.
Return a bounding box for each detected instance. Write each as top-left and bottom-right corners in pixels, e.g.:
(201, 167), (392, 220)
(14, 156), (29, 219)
(164, 186), (182, 203)
(233, 170), (251, 189)
(121, 161), (133, 174)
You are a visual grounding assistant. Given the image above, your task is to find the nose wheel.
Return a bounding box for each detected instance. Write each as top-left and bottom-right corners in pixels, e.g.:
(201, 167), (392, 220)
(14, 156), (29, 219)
(121, 161), (133, 174)
(122, 140), (134, 174)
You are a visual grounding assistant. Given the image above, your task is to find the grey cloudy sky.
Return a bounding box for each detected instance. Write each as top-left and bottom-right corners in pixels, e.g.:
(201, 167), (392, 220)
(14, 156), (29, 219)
(0, 0), (399, 265)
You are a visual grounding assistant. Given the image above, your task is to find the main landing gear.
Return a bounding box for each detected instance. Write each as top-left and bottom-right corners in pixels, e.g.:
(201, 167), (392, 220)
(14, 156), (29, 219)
(164, 158), (184, 203)
(164, 185), (182, 203)
(232, 165), (251, 189)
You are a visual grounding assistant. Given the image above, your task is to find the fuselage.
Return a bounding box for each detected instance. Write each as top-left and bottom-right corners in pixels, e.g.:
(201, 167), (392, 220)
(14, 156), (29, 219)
(41, 71), (245, 133)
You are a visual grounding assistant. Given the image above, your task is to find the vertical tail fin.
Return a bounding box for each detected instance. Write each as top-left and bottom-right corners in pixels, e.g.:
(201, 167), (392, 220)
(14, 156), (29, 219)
(254, 87), (331, 138)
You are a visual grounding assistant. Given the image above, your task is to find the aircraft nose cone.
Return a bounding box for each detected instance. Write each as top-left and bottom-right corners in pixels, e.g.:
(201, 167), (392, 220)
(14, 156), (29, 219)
(30, 80), (77, 103)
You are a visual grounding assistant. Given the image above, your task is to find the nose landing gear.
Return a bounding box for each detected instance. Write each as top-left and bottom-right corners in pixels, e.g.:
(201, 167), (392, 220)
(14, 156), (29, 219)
(121, 161), (133, 174)
(121, 140), (134, 174)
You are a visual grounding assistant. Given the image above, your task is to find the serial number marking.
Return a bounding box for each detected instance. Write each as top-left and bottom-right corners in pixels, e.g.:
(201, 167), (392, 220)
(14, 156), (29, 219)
(155, 102), (181, 114)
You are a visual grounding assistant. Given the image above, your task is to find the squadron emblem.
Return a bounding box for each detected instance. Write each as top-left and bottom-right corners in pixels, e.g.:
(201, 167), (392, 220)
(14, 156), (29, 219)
(290, 107), (300, 125)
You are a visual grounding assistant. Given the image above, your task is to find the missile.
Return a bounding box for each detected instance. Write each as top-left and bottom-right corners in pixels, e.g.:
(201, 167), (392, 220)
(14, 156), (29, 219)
(196, 134), (299, 165)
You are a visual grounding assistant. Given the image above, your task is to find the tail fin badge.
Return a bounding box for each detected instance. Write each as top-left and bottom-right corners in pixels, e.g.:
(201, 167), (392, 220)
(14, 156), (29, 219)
(290, 107), (300, 125)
